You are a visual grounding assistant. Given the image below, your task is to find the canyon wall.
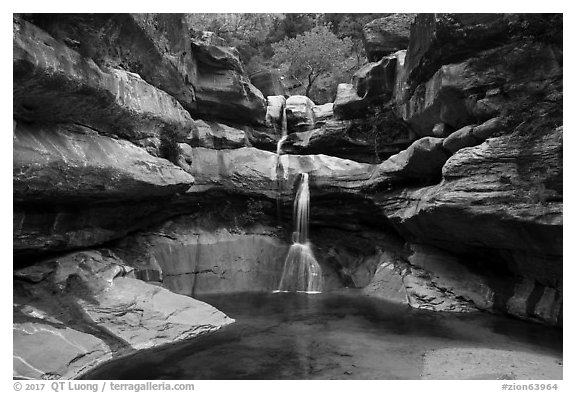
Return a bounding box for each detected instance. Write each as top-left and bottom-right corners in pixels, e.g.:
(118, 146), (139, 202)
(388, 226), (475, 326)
(13, 13), (562, 379)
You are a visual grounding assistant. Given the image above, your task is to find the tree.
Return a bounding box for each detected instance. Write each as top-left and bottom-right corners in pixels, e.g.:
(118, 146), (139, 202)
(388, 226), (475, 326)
(271, 25), (352, 98)
(323, 14), (390, 67)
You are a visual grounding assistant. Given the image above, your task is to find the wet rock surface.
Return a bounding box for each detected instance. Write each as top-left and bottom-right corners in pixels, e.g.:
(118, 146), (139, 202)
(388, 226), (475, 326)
(13, 250), (232, 379)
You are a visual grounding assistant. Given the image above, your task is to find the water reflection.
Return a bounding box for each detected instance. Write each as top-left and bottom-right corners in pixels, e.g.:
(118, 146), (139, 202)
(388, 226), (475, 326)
(82, 291), (562, 380)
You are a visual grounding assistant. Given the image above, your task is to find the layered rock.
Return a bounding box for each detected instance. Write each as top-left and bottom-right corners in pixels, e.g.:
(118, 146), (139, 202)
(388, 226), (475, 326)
(14, 198), (190, 258)
(333, 84), (364, 120)
(112, 216), (289, 296)
(353, 53), (397, 99)
(281, 118), (413, 164)
(362, 14), (415, 62)
(13, 17), (193, 142)
(265, 95), (287, 130)
(399, 40), (561, 136)
(191, 40), (267, 125)
(312, 103), (334, 127)
(286, 95), (316, 133)
(377, 126), (562, 324)
(334, 52), (403, 120)
(20, 13), (198, 110)
(13, 122), (194, 204)
(184, 147), (375, 198)
(187, 119), (248, 149)
(13, 250), (232, 379)
(250, 69), (287, 97)
(18, 13), (267, 127)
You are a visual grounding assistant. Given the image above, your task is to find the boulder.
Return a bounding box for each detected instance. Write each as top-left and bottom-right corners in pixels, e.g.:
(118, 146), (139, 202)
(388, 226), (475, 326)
(362, 259), (408, 304)
(13, 250), (232, 379)
(333, 50), (403, 119)
(442, 125), (478, 153)
(362, 14), (415, 62)
(285, 95), (316, 133)
(442, 118), (505, 153)
(14, 199), (191, 258)
(13, 122), (194, 204)
(190, 37), (245, 74)
(187, 119), (248, 149)
(191, 40), (267, 125)
(13, 17), (193, 141)
(265, 95), (287, 130)
(373, 136), (450, 181)
(193, 68), (267, 126)
(333, 84), (366, 120)
(312, 103), (334, 127)
(404, 244), (494, 312)
(250, 69), (287, 97)
(352, 53), (398, 99)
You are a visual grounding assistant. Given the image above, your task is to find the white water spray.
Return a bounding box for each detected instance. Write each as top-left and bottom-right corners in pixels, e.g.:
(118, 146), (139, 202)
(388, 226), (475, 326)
(276, 173), (323, 293)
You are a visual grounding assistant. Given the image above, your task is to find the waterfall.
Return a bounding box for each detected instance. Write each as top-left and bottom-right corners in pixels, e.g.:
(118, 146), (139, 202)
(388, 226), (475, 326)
(276, 173), (323, 293)
(275, 102), (289, 221)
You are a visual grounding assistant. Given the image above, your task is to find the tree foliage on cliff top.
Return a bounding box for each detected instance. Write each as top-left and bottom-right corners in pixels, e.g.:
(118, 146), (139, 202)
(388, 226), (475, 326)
(271, 25), (352, 98)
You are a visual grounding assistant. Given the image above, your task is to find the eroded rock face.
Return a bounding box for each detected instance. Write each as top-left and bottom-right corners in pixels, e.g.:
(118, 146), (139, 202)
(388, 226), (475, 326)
(13, 17), (193, 142)
(20, 13), (198, 111)
(113, 217), (289, 296)
(187, 119), (248, 149)
(185, 147), (375, 199)
(20, 13), (268, 127)
(14, 199), (188, 258)
(13, 250), (232, 379)
(404, 13), (510, 92)
(362, 14), (415, 62)
(250, 69), (287, 97)
(353, 53), (397, 99)
(13, 122), (194, 204)
(399, 41), (562, 136)
(312, 103), (334, 127)
(377, 126), (562, 324)
(281, 118), (413, 164)
(192, 42), (267, 125)
(286, 95), (316, 133)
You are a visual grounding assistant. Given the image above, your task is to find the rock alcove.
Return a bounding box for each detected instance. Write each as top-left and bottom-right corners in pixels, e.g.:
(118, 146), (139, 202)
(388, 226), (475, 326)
(13, 13), (562, 379)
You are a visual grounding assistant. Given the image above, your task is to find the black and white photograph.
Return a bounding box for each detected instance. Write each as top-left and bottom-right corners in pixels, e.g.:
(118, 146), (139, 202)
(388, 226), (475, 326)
(10, 5), (565, 388)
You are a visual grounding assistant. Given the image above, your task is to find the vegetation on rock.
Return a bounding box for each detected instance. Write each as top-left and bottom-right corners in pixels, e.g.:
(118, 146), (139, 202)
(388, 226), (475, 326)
(271, 25), (353, 98)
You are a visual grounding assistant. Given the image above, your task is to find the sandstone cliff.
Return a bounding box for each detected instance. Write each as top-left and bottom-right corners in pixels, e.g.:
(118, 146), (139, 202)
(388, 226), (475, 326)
(13, 12), (562, 379)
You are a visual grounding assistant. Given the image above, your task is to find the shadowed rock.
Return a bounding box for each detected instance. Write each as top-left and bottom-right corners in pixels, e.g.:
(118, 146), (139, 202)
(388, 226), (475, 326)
(187, 119), (248, 149)
(399, 41), (561, 136)
(13, 16), (193, 141)
(362, 14), (415, 62)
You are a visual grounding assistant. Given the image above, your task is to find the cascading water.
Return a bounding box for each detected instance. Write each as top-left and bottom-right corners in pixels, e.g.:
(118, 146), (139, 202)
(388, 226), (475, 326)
(276, 103), (289, 221)
(276, 173), (323, 293)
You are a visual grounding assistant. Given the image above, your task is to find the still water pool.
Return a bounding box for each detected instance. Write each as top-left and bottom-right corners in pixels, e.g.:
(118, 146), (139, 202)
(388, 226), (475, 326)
(82, 291), (562, 379)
